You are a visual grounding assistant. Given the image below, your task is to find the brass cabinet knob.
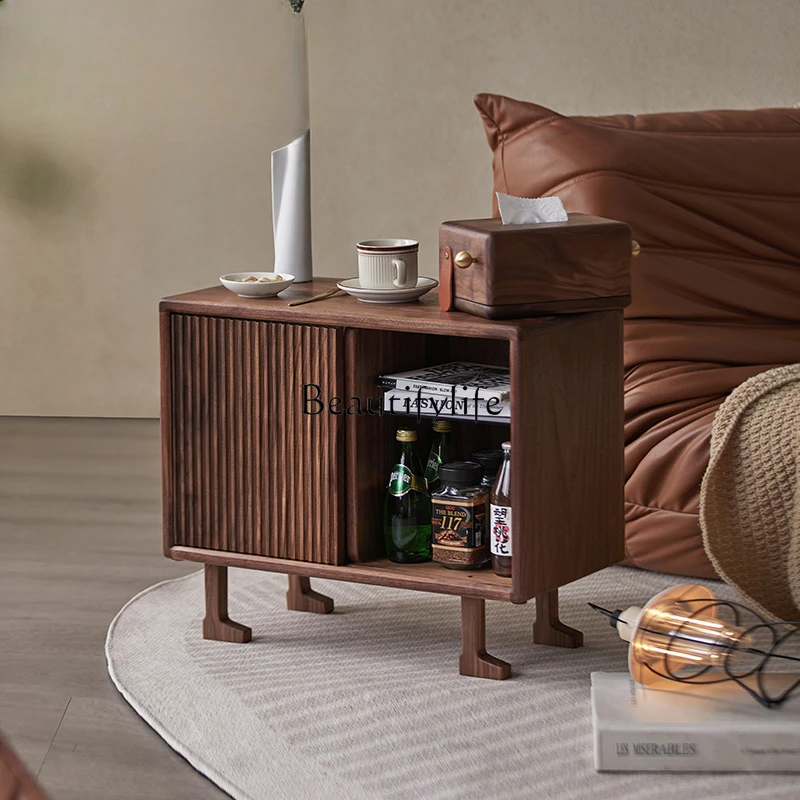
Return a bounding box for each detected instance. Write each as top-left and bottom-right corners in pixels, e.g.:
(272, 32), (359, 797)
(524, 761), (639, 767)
(631, 240), (641, 257)
(454, 251), (475, 269)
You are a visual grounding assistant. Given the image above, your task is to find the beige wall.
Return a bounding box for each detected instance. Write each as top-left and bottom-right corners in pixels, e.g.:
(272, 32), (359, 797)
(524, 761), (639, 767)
(1, 0), (798, 417)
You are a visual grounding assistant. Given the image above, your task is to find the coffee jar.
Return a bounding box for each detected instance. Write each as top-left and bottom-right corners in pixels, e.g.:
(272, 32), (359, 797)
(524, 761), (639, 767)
(431, 461), (489, 570)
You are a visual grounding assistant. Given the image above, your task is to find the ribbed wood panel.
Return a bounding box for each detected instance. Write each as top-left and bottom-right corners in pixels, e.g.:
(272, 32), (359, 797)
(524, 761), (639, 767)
(168, 314), (345, 564)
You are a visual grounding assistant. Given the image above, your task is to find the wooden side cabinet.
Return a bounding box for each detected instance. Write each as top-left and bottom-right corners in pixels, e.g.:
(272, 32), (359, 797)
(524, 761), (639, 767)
(160, 279), (625, 678)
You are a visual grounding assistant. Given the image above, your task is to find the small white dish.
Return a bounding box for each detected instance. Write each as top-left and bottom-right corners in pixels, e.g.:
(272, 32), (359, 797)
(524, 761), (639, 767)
(336, 276), (438, 304)
(220, 272), (295, 298)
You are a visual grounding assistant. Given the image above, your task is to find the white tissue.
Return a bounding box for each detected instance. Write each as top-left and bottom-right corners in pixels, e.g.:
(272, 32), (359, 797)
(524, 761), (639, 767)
(497, 192), (569, 225)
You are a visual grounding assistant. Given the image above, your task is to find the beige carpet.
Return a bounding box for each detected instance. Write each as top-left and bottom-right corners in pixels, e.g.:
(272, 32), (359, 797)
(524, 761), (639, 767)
(106, 566), (799, 800)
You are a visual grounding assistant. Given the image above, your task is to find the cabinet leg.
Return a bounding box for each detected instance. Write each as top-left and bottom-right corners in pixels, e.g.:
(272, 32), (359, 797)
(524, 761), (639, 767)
(286, 575), (334, 614)
(459, 597), (511, 680)
(533, 589), (583, 648)
(202, 565), (252, 643)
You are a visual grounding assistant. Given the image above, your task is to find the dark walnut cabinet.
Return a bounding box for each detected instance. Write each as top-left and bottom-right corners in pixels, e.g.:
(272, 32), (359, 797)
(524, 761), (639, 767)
(160, 279), (625, 678)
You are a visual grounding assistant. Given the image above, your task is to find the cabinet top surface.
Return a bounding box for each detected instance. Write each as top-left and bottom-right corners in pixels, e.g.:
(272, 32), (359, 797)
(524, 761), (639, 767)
(160, 279), (555, 339)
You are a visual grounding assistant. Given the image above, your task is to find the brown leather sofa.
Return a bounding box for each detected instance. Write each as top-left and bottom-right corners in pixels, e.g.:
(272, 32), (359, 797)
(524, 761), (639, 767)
(475, 93), (800, 578)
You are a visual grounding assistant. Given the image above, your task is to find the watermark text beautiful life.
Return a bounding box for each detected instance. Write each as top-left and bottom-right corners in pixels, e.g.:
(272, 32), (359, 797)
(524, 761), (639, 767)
(301, 384), (506, 422)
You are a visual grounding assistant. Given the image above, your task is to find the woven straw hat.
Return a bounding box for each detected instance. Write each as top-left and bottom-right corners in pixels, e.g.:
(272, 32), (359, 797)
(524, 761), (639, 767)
(700, 363), (800, 622)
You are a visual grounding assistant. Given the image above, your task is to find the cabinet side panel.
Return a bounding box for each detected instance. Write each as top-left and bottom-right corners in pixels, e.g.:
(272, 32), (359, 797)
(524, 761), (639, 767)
(169, 314), (345, 564)
(511, 311), (624, 601)
(160, 311), (175, 556)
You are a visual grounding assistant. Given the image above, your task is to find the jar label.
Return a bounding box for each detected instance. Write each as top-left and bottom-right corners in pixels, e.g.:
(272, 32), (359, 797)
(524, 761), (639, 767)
(490, 505), (512, 556)
(388, 465), (426, 497)
(432, 497), (485, 548)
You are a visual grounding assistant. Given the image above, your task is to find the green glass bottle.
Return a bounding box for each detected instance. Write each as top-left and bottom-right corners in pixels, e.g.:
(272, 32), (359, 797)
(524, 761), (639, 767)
(384, 428), (432, 563)
(424, 419), (453, 493)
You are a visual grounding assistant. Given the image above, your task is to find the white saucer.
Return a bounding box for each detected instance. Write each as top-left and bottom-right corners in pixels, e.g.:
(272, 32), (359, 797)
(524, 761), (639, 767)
(337, 277), (438, 304)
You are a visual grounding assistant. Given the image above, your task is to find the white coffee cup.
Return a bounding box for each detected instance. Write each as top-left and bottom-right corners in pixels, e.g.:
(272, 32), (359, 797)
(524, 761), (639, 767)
(356, 239), (418, 289)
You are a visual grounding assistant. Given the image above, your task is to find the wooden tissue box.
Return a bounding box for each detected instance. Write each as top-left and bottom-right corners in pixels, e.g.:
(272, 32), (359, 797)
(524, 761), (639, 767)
(438, 214), (633, 319)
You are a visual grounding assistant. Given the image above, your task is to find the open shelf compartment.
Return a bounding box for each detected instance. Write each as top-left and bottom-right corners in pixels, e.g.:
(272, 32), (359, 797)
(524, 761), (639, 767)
(344, 327), (513, 595)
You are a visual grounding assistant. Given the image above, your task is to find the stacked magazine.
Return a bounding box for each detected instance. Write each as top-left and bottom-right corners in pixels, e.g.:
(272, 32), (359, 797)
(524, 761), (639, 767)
(377, 362), (510, 423)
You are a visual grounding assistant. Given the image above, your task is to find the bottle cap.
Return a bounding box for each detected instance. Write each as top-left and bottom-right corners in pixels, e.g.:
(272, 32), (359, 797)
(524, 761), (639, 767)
(396, 429), (417, 442)
(432, 419), (452, 433)
(438, 461), (483, 488)
(470, 449), (504, 476)
(501, 441), (511, 452)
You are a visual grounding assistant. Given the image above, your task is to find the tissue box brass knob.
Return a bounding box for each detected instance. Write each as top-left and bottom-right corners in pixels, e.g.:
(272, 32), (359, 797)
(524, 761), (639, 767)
(454, 251), (475, 269)
(631, 240), (641, 257)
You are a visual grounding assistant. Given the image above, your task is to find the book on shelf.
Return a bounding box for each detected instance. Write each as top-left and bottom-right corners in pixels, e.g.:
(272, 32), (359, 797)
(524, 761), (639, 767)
(382, 389), (510, 419)
(383, 389), (511, 424)
(377, 362), (510, 402)
(591, 671), (800, 773)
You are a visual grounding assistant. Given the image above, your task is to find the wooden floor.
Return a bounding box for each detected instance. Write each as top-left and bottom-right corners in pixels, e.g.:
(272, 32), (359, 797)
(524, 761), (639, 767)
(0, 417), (228, 800)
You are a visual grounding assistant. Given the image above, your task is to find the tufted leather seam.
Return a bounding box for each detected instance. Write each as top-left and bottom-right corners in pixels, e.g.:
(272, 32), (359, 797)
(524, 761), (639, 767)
(502, 119), (800, 147)
(499, 113), (564, 146)
(626, 247), (800, 266)
(498, 132), (510, 194)
(625, 315), (800, 328)
(542, 169), (800, 201)
(626, 500), (698, 517)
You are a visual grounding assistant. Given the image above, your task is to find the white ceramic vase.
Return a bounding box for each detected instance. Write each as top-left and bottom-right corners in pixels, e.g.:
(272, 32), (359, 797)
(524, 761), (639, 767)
(271, 2), (312, 282)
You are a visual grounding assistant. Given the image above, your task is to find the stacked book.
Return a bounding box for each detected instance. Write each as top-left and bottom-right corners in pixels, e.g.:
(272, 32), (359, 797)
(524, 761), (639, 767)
(377, 362), (510, 423)
(592, 672), (800, 772)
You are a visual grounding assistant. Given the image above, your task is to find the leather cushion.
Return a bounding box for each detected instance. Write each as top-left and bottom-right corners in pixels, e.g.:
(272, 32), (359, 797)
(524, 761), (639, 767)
(475, 94), (800, 578)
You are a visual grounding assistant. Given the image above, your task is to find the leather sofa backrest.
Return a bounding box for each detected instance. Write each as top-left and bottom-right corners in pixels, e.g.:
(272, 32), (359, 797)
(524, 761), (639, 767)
(475, 94), (800, 577)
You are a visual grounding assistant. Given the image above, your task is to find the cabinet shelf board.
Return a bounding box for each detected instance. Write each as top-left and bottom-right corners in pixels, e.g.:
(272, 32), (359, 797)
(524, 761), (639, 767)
(170, 547), (516, 602)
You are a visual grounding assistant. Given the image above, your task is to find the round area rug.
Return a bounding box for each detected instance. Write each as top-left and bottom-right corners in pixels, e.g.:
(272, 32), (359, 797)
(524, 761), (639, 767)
(106, 567), (799, 800)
